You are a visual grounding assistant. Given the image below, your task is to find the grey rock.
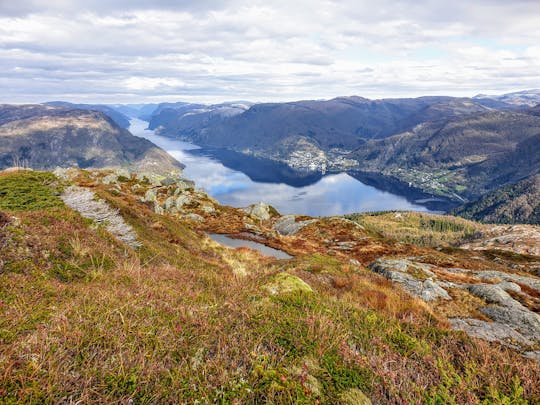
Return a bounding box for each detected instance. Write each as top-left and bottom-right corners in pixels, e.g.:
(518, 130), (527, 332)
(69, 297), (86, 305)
(480, 305), (540, 341)
(154, 203), (164, 215)
(273, 215), (316, 236)
(370, 260), (451, 301)
(101, 173), (118, 184)
(164, 196), (176, 211)
(52, 167), (71, 180)
(201, 204), (216, 214)
(335, 241), (356, 250)
(498, 281), (522, 293)
(369, 258), (436, 278)
(468, 284), (525, 309)
(176, 179), (195, 191)
(449, 318), (534, 349)
(175, 194), (192, 209)
(61, 186), (141, 248)
(244, 202), (273, 221)
(183, 213), (204, 222)
(144, 189), (157, 202)
(422, 280), (452, 301)
(160, 177), (177, 186)
(243, 222), (261, 234)
(523, 351), (540, 361)
(476, 271), (540, 293)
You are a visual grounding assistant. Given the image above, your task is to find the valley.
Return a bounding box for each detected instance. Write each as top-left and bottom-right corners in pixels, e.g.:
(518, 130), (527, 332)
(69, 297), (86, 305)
(142, 92), (540, 224)
(129, 119), (437, 216)
(0, 92), (539, 403)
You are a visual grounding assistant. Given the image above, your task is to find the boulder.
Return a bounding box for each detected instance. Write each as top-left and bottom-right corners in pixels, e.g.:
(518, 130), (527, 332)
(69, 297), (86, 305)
(244, 202), (274, 221)
(175, 194), (192, 209)
(467, 284), (525, 309)
(160, 177), (177, 186)
(176, 178), (195, 191)
(369, 258), (450, 301)
(476, 271), (540, 293)
(164, 196), (176, 211)
(480, 306), (540, 342)
(449, 318), (534, 349)
(201, 204), (216, 214)
(183, 213), (204, 222)
(273, 215), (316, 236)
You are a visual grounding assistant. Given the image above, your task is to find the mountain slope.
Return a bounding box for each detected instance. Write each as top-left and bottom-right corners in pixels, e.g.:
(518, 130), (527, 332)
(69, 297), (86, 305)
(474, 89), (540, 108)
(45, 101), (131, 128)
(349, 110), (540, 201)
(1, 168), (539, 403)
(149, 97), (491, 162)
(452, 174), (540, 224)
(0, 104), (183, 175)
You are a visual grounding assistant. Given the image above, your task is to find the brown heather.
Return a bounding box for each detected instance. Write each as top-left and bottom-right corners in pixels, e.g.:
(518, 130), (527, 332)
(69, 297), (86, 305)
(0, 170), (539, 404)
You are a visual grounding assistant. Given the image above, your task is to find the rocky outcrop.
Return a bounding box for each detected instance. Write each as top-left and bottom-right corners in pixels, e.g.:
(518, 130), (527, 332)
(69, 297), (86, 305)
(369, 258), (451, 301)
(273, 215), (316, 236)
(460, 224), (540, 255)
(369, 257), (540, 353)
(243, 202), (276, 221)
(61, 186), (141, 248)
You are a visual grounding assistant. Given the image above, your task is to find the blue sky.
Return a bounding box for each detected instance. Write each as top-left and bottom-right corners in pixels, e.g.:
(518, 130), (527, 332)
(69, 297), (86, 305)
(1, 0), (539, 103)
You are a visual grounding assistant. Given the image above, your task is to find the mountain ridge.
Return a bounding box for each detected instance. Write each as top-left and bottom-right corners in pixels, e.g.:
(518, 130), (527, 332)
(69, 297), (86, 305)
(0, 104), (184, 176)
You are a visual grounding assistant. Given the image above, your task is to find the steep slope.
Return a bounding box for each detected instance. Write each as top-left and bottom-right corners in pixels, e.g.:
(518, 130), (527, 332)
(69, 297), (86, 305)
(452, 174), (540, 224)
(350, 110), (540, 201)
(0, 104), (183, 175)
(149, 97), (491, 169)
(45, 101), (131, 128)
(1, 168), (539, 403)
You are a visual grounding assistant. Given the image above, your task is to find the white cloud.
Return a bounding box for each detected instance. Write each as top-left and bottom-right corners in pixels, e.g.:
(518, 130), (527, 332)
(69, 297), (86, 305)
(0, 0), (539, 103)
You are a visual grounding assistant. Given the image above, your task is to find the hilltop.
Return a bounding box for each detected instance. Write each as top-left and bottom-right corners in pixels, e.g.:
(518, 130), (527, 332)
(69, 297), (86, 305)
(0, 104), (183, 177)
(1, 168), (539, 403)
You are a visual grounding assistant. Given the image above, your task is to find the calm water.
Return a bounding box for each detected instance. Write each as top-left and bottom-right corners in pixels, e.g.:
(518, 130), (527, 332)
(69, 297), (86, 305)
(130, 119), (432, 216)
(207, 234), (292, 259)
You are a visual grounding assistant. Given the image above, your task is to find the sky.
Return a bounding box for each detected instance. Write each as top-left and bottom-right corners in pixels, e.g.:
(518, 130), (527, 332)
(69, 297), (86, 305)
(1, 0), (539, 104)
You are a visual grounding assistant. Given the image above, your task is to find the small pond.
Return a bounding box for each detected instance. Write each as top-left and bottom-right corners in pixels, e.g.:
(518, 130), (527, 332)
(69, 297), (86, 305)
(207, 233), (292, 259)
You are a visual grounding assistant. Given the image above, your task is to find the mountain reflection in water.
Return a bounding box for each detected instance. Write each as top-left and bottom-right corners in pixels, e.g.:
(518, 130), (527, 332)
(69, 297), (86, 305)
(130, 118), (447, 216)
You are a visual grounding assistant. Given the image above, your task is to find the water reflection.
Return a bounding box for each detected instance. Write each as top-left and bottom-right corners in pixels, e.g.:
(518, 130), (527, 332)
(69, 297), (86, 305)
(207, 234), (292, 259)
(130, 119), (433, 217)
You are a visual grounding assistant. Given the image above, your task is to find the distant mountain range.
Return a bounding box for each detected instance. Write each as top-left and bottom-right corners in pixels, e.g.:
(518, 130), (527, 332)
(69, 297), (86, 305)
(45, 101), (132, 129)
(139, 90), (540, 223)
(0, 104), (183, 176)
(2, 89), (538, 224)
(473, 89), (540, 108)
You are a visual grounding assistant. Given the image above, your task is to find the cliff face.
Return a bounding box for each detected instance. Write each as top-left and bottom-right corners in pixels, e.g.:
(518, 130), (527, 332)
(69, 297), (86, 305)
(0, 104), (184, 176)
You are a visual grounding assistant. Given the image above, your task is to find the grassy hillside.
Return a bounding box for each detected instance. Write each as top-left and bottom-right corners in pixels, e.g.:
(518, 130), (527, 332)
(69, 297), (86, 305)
(1, 169), (539, 403)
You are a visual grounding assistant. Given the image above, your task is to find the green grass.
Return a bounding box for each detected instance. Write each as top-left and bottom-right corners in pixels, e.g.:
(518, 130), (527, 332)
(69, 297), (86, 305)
(345, 211), (482, 248)
(0, 171), (64, 211)
(1, 170), (539, 403)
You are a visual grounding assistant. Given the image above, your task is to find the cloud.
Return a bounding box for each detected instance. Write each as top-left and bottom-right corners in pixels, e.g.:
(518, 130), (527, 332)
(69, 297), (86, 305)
(1, 0), (539, 103)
